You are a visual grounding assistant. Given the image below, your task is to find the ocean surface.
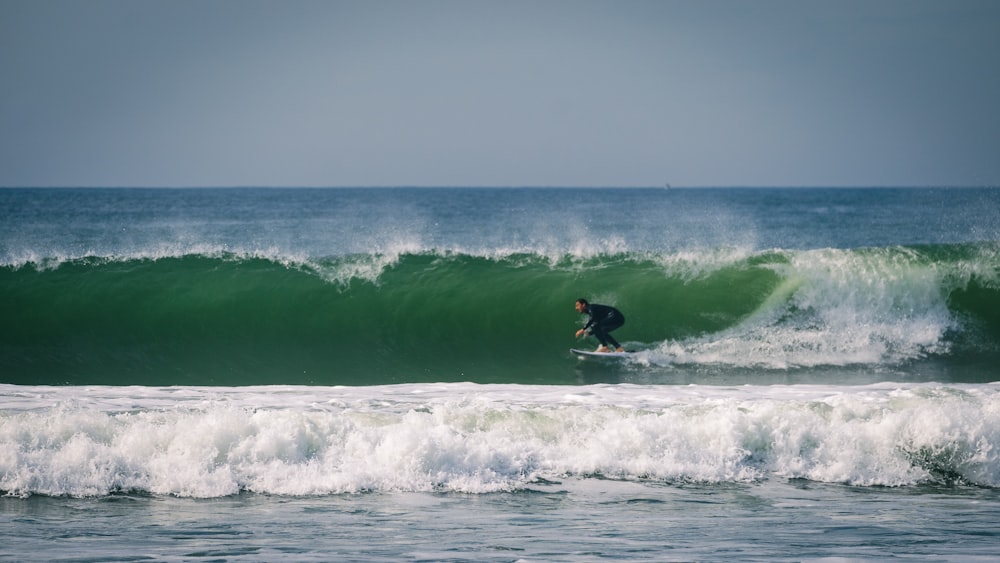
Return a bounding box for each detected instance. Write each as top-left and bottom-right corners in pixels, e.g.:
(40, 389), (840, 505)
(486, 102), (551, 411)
(2, 186), (999, 561)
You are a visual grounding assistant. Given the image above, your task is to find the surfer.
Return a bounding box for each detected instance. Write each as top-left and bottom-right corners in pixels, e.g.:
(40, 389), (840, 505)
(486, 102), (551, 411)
(574, 298), (626, 353)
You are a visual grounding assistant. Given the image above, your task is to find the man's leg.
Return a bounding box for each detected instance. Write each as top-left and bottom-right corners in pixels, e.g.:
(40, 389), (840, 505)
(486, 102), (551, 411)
(590, 325), (611, 348)
(597, 318), (624, 350)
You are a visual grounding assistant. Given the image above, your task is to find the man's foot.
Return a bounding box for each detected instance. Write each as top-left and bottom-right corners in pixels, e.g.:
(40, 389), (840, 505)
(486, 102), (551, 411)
(595, 346), (611, 353)
(615, 347), (625, 353)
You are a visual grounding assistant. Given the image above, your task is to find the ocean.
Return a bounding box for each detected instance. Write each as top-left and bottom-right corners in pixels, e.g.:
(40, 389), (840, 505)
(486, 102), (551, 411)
(2, 187), (999, 561)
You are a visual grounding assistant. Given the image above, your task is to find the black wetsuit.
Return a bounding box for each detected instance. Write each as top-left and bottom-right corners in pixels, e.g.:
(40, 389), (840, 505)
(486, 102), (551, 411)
(582, 303), (625, 349)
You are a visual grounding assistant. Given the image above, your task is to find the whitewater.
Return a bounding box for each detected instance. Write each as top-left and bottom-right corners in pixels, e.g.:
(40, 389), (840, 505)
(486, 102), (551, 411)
(2, 187), (1000, 561)
(3, 382), (1000, 498)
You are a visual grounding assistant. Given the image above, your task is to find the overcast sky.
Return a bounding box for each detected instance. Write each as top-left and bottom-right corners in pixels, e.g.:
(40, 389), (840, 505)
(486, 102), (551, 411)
(2, 0), (998, 187)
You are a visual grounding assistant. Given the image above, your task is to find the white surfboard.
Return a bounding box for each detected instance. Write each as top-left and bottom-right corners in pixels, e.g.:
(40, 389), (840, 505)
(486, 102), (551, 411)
(570, 348), (634, 359)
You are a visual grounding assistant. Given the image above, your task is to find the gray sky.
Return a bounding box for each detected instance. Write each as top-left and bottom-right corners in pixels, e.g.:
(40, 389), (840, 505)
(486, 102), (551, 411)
(2, 0), (998, 187)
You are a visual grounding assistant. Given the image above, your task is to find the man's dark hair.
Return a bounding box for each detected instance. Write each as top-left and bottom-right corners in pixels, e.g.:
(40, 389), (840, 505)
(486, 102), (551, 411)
(577, 298), (589, 306)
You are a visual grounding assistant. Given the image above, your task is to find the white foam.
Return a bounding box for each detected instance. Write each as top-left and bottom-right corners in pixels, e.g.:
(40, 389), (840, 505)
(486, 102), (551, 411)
(2, 383), (998, 497)
(648, 247), (962, 368)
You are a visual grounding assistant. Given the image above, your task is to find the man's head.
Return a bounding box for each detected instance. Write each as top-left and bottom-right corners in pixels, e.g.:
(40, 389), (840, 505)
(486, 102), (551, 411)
(575, 298), (589, 313)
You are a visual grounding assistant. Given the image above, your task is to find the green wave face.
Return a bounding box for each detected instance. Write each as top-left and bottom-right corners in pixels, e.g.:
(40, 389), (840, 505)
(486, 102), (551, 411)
(2, 244), (998, 385)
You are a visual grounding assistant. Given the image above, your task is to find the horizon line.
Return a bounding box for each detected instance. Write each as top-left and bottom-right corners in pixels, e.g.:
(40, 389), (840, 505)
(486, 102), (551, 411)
(2, 184), (997, 190)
